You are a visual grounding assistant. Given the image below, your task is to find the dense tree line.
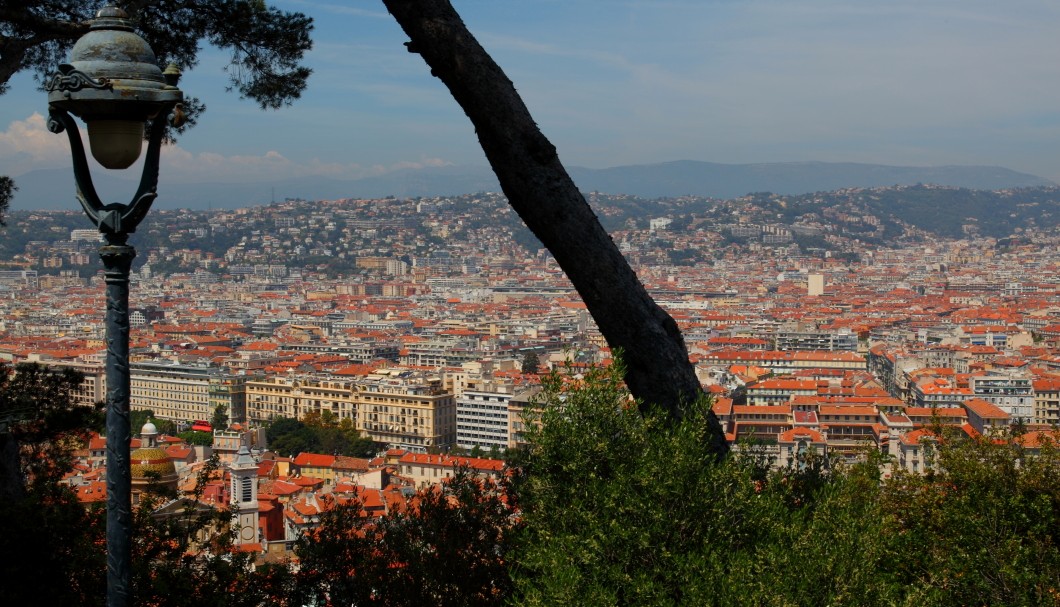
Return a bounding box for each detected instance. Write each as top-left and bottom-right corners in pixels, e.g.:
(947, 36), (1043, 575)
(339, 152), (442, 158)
(514, 363), (1060, 606)
(2, 360), (1058, 605)
(266, 412), (377, 459)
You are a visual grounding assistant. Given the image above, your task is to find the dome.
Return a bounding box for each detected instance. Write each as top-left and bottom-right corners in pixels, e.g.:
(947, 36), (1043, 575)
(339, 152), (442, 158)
(130, 445), (177, 478)
(130, 419), (178, 502)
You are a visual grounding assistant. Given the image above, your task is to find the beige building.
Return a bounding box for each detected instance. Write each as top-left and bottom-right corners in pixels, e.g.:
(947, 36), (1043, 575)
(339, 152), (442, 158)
(1033, 378), (1060, 426)
(357, 370), (456, 451)
(894, 428), (940, 475)
(700, 350), (866, 373)
(129, 361), (222, 423)
(245, 369), (456, 452)
(807, 273), (825, 296)
(35, 358), (106, 408)
(507, 386), (544, 450)
(245, 376), (358, 424)
(397, 452), (504, 488)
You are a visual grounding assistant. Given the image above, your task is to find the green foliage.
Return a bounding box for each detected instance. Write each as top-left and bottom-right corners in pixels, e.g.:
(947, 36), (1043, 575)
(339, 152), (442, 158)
(666, 247), (699, 265)
(3, 361), (1060, 606)
(130, 409), (153, 434)
(0, 362), (102, 495)
(0, 1), (313, 111)
(521, 351), (541, 375)
(210, 403), (229, 430)
(130, 455), (291, 607)
(0, 363), (107, 604)
(511, 362), (1060, 606)
(266, 415), (377, 458)
(514, 363), (793, 605)
(177, 430), (213, 446)
(880, 430), (1060, 606)
(290, 495), (381, 607)
(293, 468), (513, 606)
(0, 175), (13, 226)
(0, 472), (106, 605)
(375, 468), (513, 605)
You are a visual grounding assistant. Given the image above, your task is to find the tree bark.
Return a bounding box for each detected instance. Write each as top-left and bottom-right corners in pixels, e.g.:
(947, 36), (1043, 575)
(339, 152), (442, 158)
(382, 0), (727, 454)
(0, 433), (26, 502)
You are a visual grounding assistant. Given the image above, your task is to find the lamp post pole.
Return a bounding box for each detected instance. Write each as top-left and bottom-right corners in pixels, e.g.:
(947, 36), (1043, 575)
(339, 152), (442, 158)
(100, 236), (135, 607)
(45, 7), (184, 607)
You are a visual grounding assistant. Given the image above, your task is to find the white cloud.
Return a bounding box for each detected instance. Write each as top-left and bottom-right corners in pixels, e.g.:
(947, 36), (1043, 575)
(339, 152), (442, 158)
(0, 112), (453, 183)
(0, 113), (82, 175)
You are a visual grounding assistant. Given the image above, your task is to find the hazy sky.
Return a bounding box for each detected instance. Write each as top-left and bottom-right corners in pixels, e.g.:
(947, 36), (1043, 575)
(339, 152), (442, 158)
(3, 0), (1060, 186)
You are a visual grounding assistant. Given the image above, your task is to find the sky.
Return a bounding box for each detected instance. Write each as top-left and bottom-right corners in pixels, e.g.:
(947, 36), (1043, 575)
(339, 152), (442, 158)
(3, 0), (1060, 194)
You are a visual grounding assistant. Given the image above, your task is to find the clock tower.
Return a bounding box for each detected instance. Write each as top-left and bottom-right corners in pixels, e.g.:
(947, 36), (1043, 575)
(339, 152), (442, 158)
(229, 445), (259, 545)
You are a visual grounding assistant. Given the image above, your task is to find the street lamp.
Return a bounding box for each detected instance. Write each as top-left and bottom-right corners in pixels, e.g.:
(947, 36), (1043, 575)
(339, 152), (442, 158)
(45, 6), (185, 607)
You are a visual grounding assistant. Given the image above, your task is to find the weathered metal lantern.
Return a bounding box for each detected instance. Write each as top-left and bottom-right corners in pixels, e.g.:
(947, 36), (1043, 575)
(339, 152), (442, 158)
(45, 7), (186, 607)
(47, 5), (185, 239)
(47, 5), (183, 169)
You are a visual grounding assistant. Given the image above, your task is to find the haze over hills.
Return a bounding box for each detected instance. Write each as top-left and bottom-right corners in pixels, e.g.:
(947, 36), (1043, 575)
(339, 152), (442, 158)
(8, 160), (1053, 211)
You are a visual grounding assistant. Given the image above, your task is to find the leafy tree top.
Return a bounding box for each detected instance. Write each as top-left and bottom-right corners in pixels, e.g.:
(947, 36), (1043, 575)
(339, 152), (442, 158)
(0, 1), (313, 108)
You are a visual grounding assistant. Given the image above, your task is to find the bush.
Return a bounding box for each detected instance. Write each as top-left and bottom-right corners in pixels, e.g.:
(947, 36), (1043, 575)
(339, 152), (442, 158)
(510, 362), (1060, 606)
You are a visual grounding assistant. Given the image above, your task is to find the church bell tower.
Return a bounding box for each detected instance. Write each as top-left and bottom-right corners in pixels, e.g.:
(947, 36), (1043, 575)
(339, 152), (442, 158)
(229, 445), (259, 545)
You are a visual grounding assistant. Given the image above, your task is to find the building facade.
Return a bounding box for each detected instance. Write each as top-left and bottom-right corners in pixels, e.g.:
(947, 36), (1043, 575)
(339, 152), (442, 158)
(456, 383), (514, 451)
(130, 361), (221, 423)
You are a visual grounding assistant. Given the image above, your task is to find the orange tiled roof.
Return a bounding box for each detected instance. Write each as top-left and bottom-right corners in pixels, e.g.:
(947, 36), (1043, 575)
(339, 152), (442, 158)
(293, 452), (336, 468)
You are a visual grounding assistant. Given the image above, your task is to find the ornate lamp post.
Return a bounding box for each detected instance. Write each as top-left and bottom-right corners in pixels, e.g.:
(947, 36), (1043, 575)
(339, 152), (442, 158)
(45, 6), (185, 607)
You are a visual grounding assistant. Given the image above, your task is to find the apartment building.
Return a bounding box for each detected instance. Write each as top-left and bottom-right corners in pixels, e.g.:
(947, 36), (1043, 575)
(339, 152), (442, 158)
(209, 375), (248, 424)
(700, 350), (866, 374)
(507, 387), (544, 450)
(245, 376), (358, 425)
(774, 327), (858, 352)
(357, 371), (456, 452)
(894, 429), (940, 475)
(745, 378), (818, 406)
(399, 338), (483, 367)
(397, 452), (504, 488)
(969, 373), (1034, 422)
(910, 379), (973, 408)
(456, 379), (516, 451)
(1033, 378), (1060, 426)
(245, 370), (456, 452)
(963, 398), (1011, 435)
(37, 358), (106, 408)
(129, 360), (221, 422)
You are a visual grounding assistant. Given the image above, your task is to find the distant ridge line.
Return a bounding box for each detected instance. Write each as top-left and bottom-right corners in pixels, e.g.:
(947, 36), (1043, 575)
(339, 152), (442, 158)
(10, 160), (1054, 211)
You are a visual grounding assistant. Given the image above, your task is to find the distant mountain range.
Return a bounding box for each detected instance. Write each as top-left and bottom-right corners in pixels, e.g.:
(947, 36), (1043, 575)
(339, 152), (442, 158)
(9, 160), (1054, 211)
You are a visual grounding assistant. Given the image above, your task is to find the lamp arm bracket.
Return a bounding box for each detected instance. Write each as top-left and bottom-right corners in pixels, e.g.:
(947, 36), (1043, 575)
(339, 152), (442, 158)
(49, 108), (107, 222)
(48, 105), (171, 241)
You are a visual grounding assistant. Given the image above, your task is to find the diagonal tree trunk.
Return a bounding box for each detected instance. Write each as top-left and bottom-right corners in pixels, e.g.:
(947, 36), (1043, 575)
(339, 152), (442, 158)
(382, 0), (727, 456)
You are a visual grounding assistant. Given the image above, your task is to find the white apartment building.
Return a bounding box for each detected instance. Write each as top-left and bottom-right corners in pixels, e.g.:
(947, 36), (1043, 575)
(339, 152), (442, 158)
(969, 373), (1034, 422)
(456, 382), (515, 451)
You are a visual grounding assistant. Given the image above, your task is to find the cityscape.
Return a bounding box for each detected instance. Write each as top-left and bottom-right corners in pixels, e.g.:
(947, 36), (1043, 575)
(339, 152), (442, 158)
(4, 1), (1060, 604)
(3, 185), (1060, 483)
